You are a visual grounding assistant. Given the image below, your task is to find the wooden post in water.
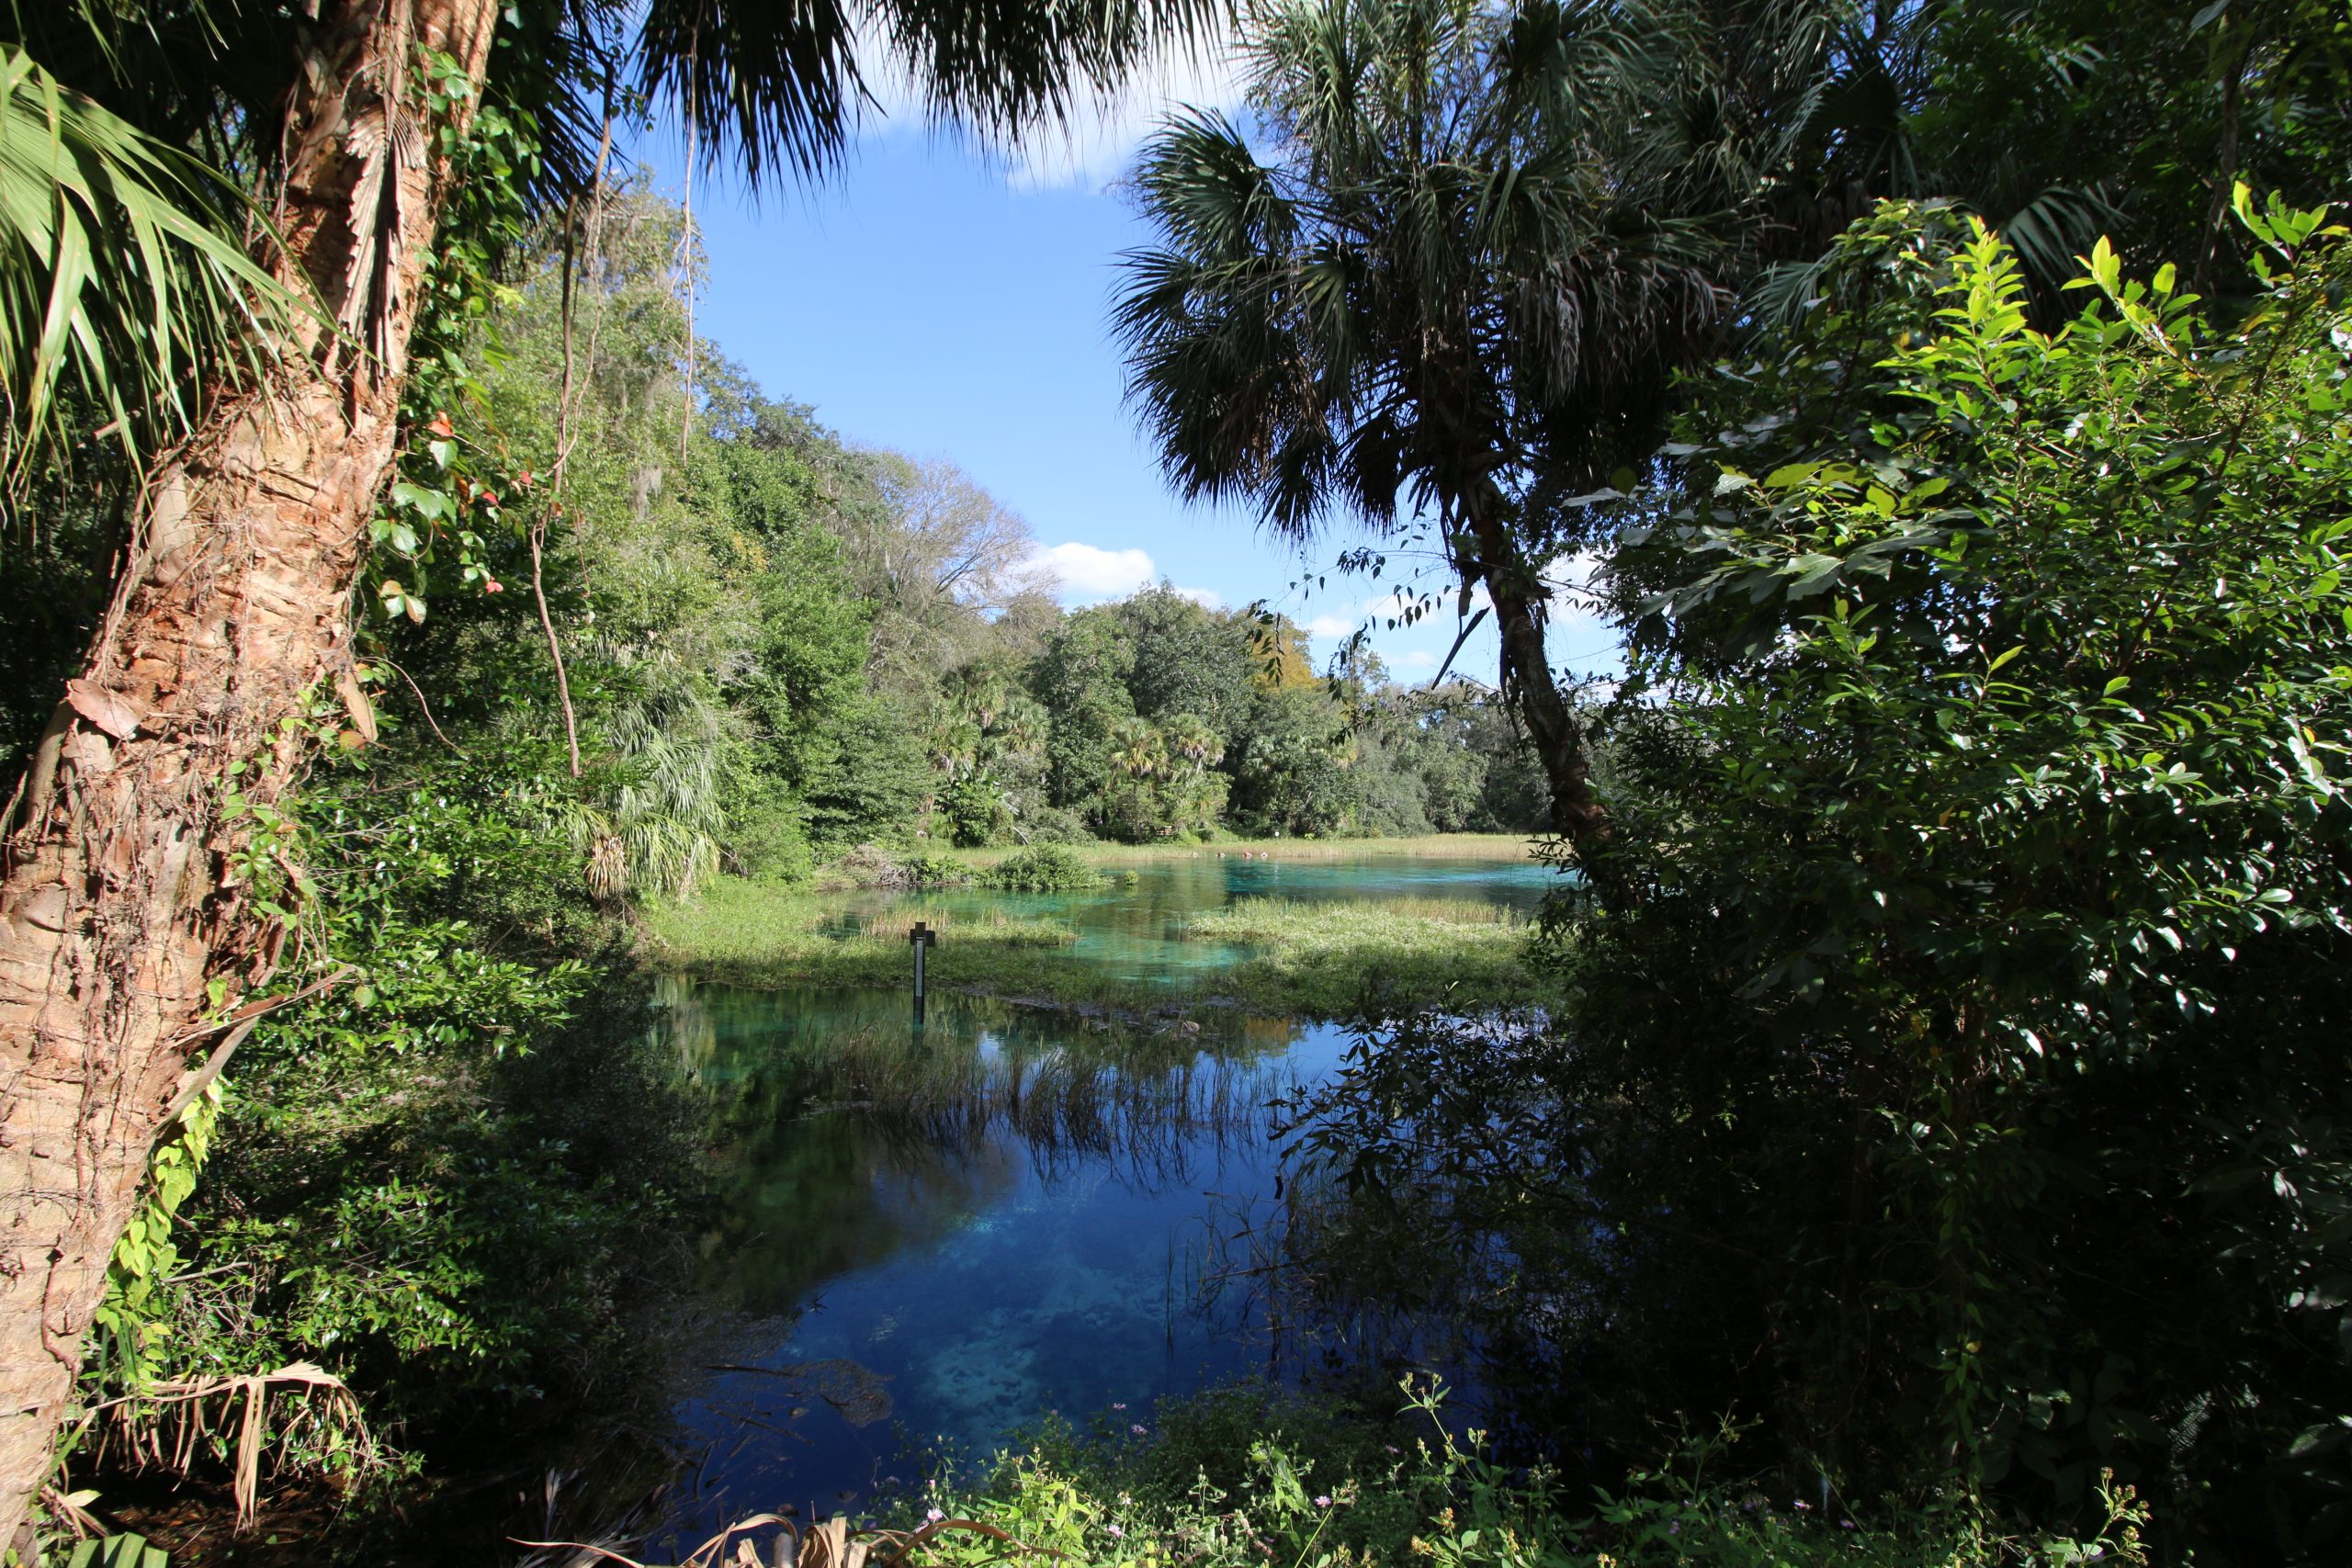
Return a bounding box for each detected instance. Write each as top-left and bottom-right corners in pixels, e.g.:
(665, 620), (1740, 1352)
(910, 920), (939, 1025)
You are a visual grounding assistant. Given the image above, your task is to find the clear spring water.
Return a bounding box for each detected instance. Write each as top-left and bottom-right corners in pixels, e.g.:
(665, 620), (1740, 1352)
(642, 853), (1551, 1552)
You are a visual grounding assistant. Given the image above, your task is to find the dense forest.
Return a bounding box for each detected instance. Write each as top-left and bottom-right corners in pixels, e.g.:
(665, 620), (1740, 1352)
(0, 183), (1547, 876)
(0, 1), (2348, 1567)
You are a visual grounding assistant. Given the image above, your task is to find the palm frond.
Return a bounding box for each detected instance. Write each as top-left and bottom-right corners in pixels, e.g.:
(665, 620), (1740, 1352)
(0, 44), (297, 487)
(638, 0), (1222, 190)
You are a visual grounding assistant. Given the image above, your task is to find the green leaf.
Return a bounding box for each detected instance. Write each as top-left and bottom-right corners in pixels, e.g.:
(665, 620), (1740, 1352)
(390, 481), (452, 522)
(2086, 235), (2121, 295)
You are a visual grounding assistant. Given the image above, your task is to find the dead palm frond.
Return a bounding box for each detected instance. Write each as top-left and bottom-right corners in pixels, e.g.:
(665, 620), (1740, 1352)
(77, 1360), (375, 1534)
(519, 1506), (1059, 1568)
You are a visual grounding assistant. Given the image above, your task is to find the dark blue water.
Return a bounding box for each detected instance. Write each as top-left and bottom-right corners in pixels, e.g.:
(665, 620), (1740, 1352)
(643, 852), (1543, 1551)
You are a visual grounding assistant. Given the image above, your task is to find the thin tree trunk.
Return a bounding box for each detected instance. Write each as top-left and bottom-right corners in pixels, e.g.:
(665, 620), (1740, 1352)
(677, 28), (700, 465)
(537, 96), (616, 780)
(1458, 488), (1604, 844)
(0, 0), (498, 1545)
(529, 518), (582, 776)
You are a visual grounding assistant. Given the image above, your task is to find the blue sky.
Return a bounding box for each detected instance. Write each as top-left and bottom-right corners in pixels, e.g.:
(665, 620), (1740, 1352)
(631, 97), (1621, 687)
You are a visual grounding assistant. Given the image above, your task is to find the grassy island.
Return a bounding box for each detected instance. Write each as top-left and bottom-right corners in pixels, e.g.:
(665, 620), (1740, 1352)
(641, 836), (1555, 1018)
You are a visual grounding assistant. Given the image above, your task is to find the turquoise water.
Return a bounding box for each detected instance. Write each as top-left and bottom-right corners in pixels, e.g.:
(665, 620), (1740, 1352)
(644, 853), (1547, 1552)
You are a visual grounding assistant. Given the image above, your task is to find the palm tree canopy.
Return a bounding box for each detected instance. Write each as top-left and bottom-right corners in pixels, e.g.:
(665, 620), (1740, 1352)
(1114, 0), (1729, 552)
(0, 0), (1224, 481)
(631, 0), (1225, 188)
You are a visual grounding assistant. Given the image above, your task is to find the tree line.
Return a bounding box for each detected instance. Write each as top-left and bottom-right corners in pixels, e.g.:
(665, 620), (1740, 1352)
(309, 178), (1546, 889)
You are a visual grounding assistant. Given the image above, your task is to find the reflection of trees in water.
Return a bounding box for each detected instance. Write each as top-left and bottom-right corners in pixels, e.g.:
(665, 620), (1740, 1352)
(700, 1081), (1028, 1316)
(812, 1031), (1288, 1190)
(1191, 1011), (1578, 1435)
(652, 977), (1295, 1317)
(656, 975), (1304, 1070)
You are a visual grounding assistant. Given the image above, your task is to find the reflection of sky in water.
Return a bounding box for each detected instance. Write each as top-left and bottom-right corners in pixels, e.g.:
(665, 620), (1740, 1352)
(646, 856), (1542, 1553)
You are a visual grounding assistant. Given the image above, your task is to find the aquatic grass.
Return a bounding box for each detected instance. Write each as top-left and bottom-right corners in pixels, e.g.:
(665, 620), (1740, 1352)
(644, 882), (1095, 987)
(1190, 897), (1551, 1016)
(852, 908), (1075, 946)
(645, 874), (1560, 1018)
(1195, 895), (1524, 932)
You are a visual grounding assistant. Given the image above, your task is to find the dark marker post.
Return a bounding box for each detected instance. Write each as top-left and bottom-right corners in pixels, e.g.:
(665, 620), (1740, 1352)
(909, 920), (939, 1025)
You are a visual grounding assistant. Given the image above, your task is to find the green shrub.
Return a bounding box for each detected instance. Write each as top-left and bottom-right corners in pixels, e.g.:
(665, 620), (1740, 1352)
(1019, 806), (1098, 844)
(981, 844), (1107, 892)
(844, 1381), (2155, 1568)
(901, 850), (976, 886)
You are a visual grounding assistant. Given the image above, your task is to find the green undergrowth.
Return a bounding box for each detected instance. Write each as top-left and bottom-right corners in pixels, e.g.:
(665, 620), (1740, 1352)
(662, 1381), (2149, 1568)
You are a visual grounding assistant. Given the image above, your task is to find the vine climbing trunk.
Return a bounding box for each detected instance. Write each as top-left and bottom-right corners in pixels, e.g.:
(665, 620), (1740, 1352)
(0, 0), (498, 1546)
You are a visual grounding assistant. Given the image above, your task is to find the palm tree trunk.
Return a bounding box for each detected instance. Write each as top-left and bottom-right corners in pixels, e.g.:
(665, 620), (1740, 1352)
(0, 0), (497, 1545)
(1459, 489), (1604, 844)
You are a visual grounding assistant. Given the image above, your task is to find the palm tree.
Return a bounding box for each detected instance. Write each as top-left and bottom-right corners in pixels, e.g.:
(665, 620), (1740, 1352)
(0, 0), (1214, 1535)
(1114, 0), (2134, 846)
(1115, 0), (1733, 845)
(1112, 716), (1170, 782)
(1162, 712), (1224, 774)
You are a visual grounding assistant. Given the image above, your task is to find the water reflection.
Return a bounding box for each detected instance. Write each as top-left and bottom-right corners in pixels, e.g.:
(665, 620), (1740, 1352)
(641, 856), (1541, 1553)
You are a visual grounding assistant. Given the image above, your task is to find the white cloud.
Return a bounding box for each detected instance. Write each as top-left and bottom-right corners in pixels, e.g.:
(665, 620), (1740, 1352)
(1029, 541), (1158, 601)
(1303, 613), (1358, 639)
(1172, 585), (1225, 609)
(1542, 549), (1611, 608)
(1004, 40), (1251, 190)
(855, 32), (1251, 193)
(1392, 649), (1438, 670)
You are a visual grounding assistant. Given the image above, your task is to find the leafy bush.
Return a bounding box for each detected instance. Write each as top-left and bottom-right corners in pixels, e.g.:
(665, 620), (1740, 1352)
(1019, 805), (1098, 844)
(901, 849), (976, 886)
(981, 843), (1108, 892)
(941, 773), (1016, 847)
(82, 759), (695, 1500)
(840, 1381), (2153, 1568)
